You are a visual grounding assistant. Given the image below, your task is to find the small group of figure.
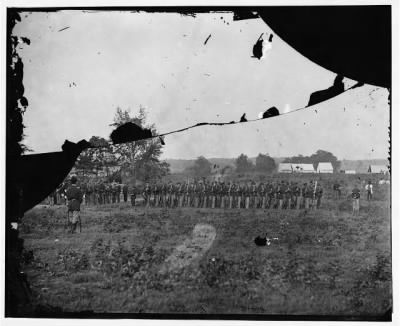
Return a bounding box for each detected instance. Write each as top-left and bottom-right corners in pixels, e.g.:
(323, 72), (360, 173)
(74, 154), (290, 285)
(141, 180), (324, 210)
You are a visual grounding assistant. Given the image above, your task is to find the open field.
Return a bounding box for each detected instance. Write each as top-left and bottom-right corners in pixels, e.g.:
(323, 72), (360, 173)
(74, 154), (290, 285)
(20, 192), (391, 317)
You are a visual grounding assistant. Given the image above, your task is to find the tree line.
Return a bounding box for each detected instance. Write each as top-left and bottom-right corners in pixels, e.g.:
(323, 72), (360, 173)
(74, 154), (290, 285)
(185, 153), (277, 178)
(186, 149), (340, 177)
(75, 107), (170, 183)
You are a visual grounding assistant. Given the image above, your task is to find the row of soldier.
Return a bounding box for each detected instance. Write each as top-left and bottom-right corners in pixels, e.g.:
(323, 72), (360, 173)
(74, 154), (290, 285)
(49, 181), (130, 206)
(141, 180), (323, 210)
(49, 179), (323, 210)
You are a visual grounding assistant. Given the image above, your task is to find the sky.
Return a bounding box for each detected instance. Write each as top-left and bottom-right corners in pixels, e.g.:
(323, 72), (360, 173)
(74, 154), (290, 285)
(13, 10), (390, 160)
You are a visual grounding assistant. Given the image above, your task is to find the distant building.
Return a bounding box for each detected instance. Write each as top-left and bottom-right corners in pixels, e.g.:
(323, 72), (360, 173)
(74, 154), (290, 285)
(317, 162), (334, 173)
(291, 163), (315, 173)
(368, 165), (389, 174)
(278, 163), (293, 173)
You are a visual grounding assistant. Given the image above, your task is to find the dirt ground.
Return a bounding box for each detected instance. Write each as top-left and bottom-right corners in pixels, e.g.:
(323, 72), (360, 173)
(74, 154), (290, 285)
(19, 194), (391, 317)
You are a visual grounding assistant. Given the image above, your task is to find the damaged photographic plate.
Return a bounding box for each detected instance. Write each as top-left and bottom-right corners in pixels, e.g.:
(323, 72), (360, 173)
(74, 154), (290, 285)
(3, 1), (396, 324)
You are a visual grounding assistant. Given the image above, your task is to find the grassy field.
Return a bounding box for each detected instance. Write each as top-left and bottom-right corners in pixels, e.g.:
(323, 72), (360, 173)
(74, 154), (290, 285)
(20, 192), (391, 317)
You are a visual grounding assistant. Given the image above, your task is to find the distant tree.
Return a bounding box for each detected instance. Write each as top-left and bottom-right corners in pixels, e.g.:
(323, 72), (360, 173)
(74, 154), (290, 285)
(255, 153), (276, 173)
(283, 154), (311, 164)
(283, 150), (340, 171)
(235, 154), (253, 173)
(310, 150), (340, 171)
(187, 156), (212, 178)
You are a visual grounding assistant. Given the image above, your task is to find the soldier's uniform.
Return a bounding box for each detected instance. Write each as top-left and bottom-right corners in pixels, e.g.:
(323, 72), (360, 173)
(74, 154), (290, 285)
(177, 183), (184, 207)
(284, 182), (292, 209)
(277, 182), (284, 209)
(243, 184), (249, 209)
(122, 184), (128, 203)
(66, 176), (83, 233)
(299, 183), (307, 209)
(249, 183), (256, 208)
(295, 183), (303, 209)
(195, 182), (200, 207)
(166, 182), (173, 208)
(333, 182), (341, 200)
(290, 182), (298, 209)
(258, 183), (265, 209)
(181, 182), (188, 207)
(160, 183), (167, 207)
(227, 182), (233, 209)
(265, 182), (272, 209)
(218, 182), (226, 208)
(352, 186), (361, 215)
(116, 184), (122, 203)
(240, 183), (245, 208)
(197, 182), (203, 208)
(305, 182), (313, 209)
(210, 182), (216, 208)
(203, 182), (210, 208)
(188, 182), (195, 207)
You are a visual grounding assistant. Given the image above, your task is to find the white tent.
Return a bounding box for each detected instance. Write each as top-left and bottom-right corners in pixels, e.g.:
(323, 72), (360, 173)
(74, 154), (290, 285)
(317, 162), (334, 173)
(278, 163), (293, 173)
(291, 163), (315, 173)
(368, 165), (389, 174)
(345, 170), (356, 174)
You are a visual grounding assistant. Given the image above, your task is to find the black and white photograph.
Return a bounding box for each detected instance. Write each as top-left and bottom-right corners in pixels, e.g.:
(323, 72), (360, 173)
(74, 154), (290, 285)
(3, 1), (397, 322)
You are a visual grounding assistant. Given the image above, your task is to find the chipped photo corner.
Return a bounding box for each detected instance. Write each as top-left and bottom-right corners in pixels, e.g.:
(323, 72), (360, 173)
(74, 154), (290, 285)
(3, 1), (396, 323)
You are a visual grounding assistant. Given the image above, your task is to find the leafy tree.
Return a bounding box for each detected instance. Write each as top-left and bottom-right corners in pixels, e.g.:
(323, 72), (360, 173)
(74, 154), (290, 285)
(75, 136), (116, 177)
(235, 154), (253, 173)
(110, 106), (170, 182)
(255, 153), (276, 173)
(186, 156), (212, 178)
(310, 150), (340, 171)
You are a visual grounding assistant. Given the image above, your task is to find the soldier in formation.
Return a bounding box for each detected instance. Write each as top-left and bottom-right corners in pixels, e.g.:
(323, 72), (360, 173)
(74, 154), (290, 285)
(125, 179), (325, 210)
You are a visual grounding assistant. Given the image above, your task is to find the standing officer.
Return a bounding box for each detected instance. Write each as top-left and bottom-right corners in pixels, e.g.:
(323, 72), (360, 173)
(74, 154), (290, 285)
(66, 175), (83, 233)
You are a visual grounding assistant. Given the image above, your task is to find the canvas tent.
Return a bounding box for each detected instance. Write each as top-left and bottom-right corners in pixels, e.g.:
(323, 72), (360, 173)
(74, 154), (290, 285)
(368, 165), (389, 174)
(278, 163), (293, 173)
(317, 162), (334, 173)
(291, 163), (315, 173)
